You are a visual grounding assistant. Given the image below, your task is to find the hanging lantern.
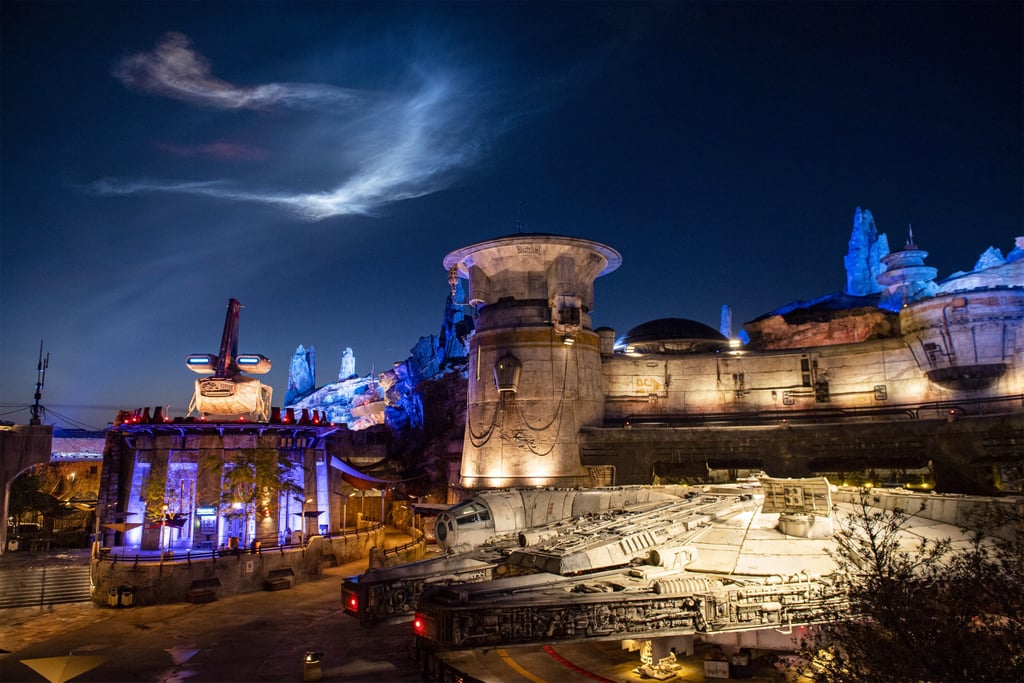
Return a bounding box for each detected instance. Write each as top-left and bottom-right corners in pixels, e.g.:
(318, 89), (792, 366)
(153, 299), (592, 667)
(494, 354), (522, 394)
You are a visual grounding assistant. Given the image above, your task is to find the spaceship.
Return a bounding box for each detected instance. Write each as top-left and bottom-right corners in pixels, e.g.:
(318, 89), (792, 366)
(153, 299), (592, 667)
(185, 298), (272, 420)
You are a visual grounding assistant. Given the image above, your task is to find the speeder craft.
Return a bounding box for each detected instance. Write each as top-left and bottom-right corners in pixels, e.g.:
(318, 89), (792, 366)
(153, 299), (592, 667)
(185, 298), (273, 421)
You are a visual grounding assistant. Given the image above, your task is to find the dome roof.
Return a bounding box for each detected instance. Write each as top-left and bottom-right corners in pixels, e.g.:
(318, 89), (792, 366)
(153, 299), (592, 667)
(617, 318), (729, 354)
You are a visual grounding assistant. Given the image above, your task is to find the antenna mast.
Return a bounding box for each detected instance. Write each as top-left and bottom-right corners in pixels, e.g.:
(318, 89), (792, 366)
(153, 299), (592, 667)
(30, 340), (49, 425)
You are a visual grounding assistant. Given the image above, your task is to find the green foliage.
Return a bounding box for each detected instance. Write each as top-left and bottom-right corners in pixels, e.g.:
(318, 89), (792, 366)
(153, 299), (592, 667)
(8, 466), (68, 520)
(220, 449), (303, 543)
(8, 468), (46, 519)
(140, 455), (169, 522)
(799, 492), (1024, 683)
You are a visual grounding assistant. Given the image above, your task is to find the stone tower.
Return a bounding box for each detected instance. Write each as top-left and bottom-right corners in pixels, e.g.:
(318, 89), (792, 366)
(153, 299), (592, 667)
(876, 230), (938, 311)
(444, 234), (621, 489)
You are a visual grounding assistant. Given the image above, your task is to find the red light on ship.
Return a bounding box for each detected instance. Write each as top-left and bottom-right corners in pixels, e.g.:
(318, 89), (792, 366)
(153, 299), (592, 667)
(413, 615), (424, 635)
(341, 583), (359, 615)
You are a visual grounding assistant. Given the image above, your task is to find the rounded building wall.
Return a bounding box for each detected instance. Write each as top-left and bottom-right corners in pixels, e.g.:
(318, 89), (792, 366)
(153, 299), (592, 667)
(601, 329), (1023, 425)
(461, 310), (604, 489)
(899, 290), (1024, 391)
(445, 235), (620, 490)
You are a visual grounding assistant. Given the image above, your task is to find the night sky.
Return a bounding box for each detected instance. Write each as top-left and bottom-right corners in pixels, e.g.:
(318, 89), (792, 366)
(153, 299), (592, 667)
(2, 2), (1020, 430)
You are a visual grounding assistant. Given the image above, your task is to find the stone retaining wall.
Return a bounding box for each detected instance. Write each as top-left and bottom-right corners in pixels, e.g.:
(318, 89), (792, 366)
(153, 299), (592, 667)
(368, 524), (427, 569)
(90, 527), (384, 607)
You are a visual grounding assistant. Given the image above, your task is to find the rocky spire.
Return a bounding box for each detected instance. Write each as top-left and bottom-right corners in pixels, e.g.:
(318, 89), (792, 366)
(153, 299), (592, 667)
(285, 344), (315, 405)
(339, 347), (356, 380)
(844, 207), (890, 296)
(719, 304), (733, 339)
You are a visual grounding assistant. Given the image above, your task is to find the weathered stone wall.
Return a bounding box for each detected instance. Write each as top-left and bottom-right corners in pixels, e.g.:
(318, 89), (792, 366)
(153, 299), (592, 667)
(447, 235), (621, 490)
(90, 528), (383, 607)
(0, 425), (53, 554)
(603, 334), (1021, 421)
(369, 527), (427, 569)
(580, 412), (1024, 495)
(462, 316), (601, 488)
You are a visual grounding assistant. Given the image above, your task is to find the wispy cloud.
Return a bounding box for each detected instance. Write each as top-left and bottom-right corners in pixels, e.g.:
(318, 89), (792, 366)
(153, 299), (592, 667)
(153, 141), (268, 161)
(97, 32), (498, 219)
(113, 32), (359, 110)
(89, 178), (229, 195)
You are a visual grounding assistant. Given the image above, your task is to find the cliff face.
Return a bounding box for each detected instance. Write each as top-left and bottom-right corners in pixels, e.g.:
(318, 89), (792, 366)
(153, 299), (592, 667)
(743, 306), (899, 350)
(388, 369), (467, 499)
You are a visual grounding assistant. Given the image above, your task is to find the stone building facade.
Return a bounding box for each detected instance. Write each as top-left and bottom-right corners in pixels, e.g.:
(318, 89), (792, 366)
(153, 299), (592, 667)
(445, 232), (1024, 494)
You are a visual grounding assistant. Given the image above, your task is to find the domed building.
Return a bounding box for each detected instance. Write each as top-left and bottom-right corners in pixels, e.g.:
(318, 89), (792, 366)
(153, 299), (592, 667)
(616, 318), (730, 355)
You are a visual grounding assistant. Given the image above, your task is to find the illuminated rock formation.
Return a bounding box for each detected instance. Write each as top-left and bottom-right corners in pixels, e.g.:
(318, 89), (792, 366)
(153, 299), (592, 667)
(285, 344), (316, 405)
(844, 207), (889, 296)
(339, 347), (356, 380)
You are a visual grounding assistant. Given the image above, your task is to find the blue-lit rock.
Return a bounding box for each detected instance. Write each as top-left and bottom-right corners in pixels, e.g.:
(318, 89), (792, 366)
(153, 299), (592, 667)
(1007, 237), (1024, 263)
(940, 238), (1024, 293)
(440, 283), (473, 363)
(974, 246), (1006, 271)
(843, 207), (889, 296)
(339, 347), (356, 380)
(284, 344), (315, 406)
(291, 374), (382, 429)
(285, 288), (471, 432)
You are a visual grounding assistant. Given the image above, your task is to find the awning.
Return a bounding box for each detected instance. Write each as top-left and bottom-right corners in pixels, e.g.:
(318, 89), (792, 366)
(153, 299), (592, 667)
(329, 456), (397, 491)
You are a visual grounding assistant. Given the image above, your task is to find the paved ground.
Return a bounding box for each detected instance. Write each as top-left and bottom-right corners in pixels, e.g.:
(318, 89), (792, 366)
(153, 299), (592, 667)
(0, 536), (425, 683)
(0, 537), (786, 682)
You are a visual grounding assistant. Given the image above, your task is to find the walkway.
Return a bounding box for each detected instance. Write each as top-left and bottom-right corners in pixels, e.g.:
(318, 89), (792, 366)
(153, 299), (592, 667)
(0, 530), (785, 682)
(0, 558), (422, 682)
(0, 530), (420, 682)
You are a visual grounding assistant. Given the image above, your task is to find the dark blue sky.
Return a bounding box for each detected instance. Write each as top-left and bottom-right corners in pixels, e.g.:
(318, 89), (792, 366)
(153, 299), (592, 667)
(2, 2), (1021, 429)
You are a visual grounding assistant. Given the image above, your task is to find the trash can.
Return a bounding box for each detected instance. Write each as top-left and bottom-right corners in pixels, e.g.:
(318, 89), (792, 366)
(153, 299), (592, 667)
(303, 651), (322, 681)
(108, 587), (121, 607)
(119, 586), (136, 607)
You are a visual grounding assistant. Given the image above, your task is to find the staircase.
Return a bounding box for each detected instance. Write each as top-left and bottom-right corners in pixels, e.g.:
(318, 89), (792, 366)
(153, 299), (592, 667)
(0, 565), (91, 609)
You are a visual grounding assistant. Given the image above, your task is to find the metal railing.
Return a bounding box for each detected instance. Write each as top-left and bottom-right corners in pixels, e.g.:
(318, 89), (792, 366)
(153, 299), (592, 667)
(95, 522), (385, 566)
(612, 393), (1024, 428)
(378, 527), (425, 560)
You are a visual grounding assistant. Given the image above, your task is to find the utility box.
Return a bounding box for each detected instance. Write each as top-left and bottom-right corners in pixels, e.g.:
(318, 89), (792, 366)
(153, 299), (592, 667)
(704, 660), (730, 679)
(108, 586), (136, 607)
